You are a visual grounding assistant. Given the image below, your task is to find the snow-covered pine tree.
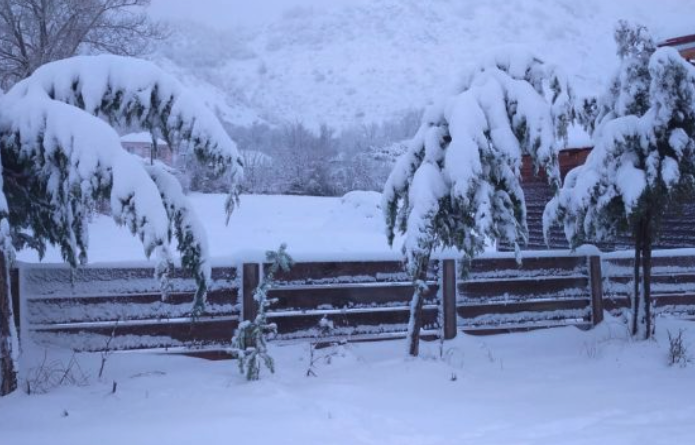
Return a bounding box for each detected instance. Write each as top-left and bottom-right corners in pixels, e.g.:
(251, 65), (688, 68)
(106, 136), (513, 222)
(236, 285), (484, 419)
(0, 55), (244, 395)
(383, 48), (574, 356)
(232, 244), (293, 381)
(544, 22), (695, 340)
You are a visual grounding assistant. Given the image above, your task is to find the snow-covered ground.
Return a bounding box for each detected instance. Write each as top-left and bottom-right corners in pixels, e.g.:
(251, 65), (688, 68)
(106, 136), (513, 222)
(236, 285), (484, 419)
(2, 315), (694, 444)
(16, 192), (398, 264)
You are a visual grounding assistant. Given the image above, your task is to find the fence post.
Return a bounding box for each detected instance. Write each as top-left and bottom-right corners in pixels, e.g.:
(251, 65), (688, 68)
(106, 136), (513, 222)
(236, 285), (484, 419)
(442, 259), (457, 339)
(588, 255), (604, 325)
(242, 263), (260, 322)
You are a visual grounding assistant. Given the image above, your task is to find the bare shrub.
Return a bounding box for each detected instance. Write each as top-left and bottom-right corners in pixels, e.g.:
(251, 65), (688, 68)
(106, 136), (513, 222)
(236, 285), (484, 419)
(24, 351), (89, 395)
(306, 316), (348, 377)
(98, 320), (119, 379)
(667, 329), (691, 368)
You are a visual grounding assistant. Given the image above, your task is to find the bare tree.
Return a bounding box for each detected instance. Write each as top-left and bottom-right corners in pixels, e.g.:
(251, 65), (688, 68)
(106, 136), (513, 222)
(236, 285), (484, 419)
(0, 0), (164, 87)
(240, 150), (273, 193)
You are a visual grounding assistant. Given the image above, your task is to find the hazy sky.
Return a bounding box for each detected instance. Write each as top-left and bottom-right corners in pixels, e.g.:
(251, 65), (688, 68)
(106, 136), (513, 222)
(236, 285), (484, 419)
(149, 0), (362, 28)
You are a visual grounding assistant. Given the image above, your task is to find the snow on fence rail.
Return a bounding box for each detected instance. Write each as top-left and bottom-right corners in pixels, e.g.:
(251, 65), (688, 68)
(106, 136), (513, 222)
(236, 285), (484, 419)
(13, 250), (695, 352)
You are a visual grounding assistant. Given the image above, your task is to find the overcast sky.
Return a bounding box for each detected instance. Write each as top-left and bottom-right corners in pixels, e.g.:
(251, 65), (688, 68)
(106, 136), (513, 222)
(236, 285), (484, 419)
(149, 0), (362, 28)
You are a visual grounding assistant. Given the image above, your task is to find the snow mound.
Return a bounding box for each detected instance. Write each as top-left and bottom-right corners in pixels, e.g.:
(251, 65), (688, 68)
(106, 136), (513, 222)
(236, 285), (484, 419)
(324, 191), (383, 229)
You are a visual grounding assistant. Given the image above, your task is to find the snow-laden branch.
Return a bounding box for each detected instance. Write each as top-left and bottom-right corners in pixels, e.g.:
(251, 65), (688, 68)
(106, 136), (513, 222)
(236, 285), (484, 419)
(146, 162), (210, 314)
(7, 55), (244, 217)
(0, 89), (173, 269)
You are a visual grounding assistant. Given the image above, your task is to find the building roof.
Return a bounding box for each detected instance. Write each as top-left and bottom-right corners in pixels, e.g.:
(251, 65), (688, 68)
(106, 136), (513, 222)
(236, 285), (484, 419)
(120, 132), (167, 145)
(658, 33), (695, 61)
(659, 33), (695, 48)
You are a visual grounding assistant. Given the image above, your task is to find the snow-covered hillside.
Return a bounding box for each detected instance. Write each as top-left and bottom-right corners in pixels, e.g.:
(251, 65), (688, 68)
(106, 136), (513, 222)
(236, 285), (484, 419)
(150, 0), (694, 130)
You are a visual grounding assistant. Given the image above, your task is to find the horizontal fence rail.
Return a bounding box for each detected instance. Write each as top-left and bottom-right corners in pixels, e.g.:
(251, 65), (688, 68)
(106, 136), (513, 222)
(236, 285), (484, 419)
(13, 250), (695, 352)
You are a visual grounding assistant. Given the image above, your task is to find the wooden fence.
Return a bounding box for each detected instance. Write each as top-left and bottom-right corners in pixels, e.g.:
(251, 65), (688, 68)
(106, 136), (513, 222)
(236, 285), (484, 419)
(17, 265), (240, 351)
(12, 250), (695, 352)
(252, 260), (441, 342)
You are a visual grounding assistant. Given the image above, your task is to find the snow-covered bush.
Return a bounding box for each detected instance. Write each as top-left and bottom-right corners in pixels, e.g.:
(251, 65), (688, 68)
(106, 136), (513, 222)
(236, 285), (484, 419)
(383, 48), (574, 356)
(232, 244), (293, 381)
(0, 55), (243, 395)
(544, 22), (695, 340)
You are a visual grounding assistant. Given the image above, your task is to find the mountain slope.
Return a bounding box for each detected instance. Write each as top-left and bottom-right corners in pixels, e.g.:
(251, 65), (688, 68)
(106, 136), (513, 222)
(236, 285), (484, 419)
(152, 0), (694, 130)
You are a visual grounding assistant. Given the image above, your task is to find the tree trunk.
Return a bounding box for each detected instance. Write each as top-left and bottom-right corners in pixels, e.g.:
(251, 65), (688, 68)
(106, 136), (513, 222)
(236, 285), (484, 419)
(0, 250), (18, 396)
(407, 260), (429, 357)
(150, 133), (157, 165)
(642, 214), (653, 340)
(631, 219), (643, 337)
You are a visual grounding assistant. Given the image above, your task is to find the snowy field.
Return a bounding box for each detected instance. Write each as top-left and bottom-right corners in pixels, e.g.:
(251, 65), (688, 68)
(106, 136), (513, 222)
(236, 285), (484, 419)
(2, 316), (694, 444)
(16, 192), (399, 264)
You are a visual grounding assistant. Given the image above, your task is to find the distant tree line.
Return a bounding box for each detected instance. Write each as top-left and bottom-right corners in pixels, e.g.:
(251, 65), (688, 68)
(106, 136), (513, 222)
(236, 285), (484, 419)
(177, 110), (420, 196)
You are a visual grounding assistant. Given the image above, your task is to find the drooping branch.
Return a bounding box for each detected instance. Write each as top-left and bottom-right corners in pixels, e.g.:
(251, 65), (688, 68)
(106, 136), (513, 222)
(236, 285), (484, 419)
(146, 162), (210, 313)
(7, 54), (244, 217)
(0, 90), (173, 269)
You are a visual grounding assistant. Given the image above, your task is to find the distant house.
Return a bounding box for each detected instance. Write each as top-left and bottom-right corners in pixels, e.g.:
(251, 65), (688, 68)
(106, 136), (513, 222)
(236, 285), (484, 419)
(120, 132), (172, 165)
(517, 33), (695, 252)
